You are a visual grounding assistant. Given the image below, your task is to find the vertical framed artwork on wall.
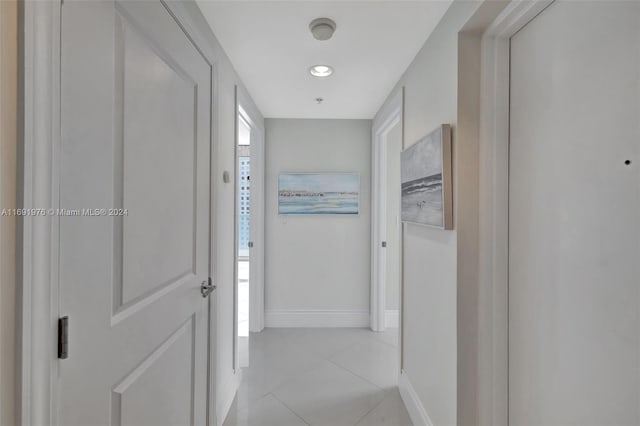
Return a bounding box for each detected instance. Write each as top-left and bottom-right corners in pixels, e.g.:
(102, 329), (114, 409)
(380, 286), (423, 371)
(401, 124), (453, 229)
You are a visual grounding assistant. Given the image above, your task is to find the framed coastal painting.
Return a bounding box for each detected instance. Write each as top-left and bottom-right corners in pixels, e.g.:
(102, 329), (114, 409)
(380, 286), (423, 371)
(278, 173), (360, 215)
(401, 124), (453, 229)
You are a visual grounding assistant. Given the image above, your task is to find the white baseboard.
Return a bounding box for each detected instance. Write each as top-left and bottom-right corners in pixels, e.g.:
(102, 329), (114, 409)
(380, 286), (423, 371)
(398, 369), (434, 426)
(265, 310), (370, 328)
(385, 309), (399, 328)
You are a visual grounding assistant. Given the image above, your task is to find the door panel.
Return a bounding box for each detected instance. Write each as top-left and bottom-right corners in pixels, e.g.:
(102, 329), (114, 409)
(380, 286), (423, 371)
(118, 9), (197, 309)
(509, 1), (640, 425)
(60, 1), (211, 425)
(113, 317), (196, 426)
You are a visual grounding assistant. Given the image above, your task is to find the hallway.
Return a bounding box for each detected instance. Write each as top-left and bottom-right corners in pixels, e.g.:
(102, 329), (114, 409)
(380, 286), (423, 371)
(224, 328), (410, 426)
(7, 1), (640, 426)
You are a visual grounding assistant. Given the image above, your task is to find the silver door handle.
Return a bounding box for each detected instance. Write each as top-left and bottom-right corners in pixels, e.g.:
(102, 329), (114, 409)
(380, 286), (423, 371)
(201, 279), (216, 298)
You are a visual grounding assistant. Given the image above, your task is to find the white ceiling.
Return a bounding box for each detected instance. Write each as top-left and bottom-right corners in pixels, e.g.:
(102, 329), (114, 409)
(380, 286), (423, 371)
(196, 1), (452, 119)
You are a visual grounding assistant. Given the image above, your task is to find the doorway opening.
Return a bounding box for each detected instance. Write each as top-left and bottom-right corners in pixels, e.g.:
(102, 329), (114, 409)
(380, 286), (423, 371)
(234, 96), (266, 373)
(236, 112), (251, 368)
(383, 120), (402, 333)
(371, 89), (403, 348)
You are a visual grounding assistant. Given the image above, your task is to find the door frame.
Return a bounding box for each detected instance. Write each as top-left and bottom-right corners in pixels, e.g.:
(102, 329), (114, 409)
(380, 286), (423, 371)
(477, 2), (554, 425)
(18, 2), (220, 425)
(238, 89), (265, 334)
(370, 87), (403, 333)
(232, 86), (265, 372)
(19, 1), (62, 424)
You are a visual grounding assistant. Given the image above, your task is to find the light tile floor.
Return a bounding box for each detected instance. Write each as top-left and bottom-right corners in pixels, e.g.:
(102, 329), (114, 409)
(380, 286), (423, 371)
(238, 261), (249, 368)
(238, 261), (249, 337)
(224, 327), (412, 426)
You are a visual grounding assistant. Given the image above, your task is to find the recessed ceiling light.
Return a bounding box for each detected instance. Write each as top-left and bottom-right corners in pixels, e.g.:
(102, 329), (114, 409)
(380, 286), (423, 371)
(309, 65), (333, 78)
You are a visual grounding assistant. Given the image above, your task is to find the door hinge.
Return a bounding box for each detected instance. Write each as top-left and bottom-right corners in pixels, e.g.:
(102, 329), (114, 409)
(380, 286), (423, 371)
(381, 241), (387, 248)
(58, 316), (69, 359)
(248, 241), (254, 248)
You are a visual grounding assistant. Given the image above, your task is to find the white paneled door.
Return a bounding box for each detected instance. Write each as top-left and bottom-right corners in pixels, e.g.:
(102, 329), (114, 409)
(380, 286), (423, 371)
(59, 1), (212, 425)
(509, 1), (639, 425)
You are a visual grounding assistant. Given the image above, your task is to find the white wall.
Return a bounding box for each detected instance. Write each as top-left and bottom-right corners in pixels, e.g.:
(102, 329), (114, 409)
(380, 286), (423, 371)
(375, 1), (505, 425)
(0, 2), (17, 425)
(264, 119), (371, 326)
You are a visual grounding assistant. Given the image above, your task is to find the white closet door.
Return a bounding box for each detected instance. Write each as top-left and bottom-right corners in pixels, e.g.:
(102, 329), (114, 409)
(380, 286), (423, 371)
(59, 2), (212, 425)
(509, 1), (640, 425)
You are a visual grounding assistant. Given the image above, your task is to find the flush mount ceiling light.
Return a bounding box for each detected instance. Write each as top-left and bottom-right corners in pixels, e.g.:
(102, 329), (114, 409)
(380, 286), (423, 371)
(309, 65), (334, 78)
(309, 17), (336, 41)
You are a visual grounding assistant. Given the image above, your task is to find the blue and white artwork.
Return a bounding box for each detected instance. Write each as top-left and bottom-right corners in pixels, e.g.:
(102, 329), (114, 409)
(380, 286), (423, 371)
(401, 125), (452, 229)
(278, 173), (360, 215)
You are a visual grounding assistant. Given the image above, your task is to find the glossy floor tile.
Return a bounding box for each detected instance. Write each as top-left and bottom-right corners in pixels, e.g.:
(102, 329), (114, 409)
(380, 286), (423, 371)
(224, 393), (308, 426)
(238, 261), (249, 337)
(355, 389), (413, 426)
(330, 339), (399, 391)
(272, 360), (384, 426)
(223, 328), (412, 426)
(373, 328), (399, 348)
